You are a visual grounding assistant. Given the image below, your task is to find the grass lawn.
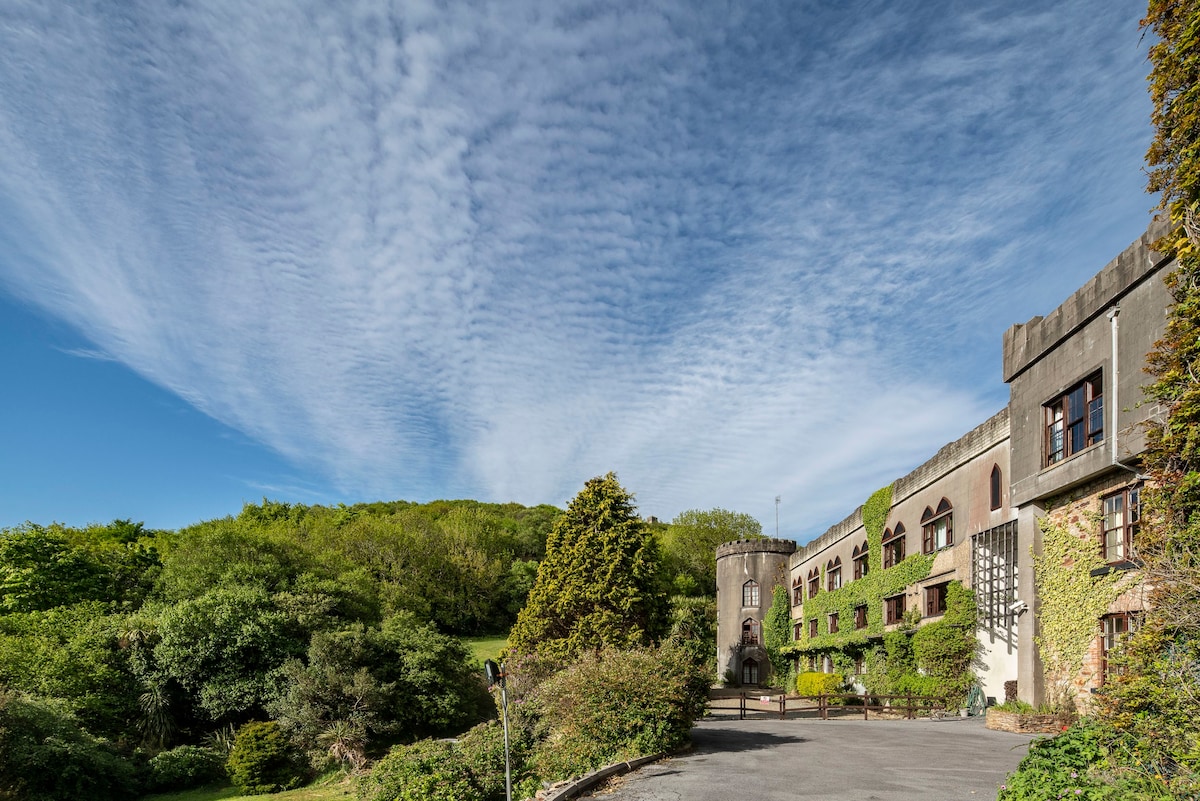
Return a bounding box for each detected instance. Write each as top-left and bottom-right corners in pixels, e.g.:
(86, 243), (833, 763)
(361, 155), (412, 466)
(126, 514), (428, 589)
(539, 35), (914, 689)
(464, 633), (509, 666)
(142, 776), (355, 801)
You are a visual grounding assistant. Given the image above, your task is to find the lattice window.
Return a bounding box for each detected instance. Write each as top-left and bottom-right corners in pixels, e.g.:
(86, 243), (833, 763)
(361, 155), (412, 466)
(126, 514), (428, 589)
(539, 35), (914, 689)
(971, 520), (1018, 629)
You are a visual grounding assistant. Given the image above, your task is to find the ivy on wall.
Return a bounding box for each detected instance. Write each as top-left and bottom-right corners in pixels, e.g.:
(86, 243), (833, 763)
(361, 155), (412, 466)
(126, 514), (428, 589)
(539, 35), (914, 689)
(1031, 513), (1124, 696)
(781, 483), (934, 656)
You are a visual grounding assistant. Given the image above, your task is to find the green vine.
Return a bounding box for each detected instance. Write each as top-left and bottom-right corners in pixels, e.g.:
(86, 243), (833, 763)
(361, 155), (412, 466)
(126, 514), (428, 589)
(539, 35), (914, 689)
(1032, 513), (1124, 694)
(782, 483), (934, 655)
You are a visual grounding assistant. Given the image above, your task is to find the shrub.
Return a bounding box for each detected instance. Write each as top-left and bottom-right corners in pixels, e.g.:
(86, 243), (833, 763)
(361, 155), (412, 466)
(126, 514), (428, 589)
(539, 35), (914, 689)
(0, 691), (137, 801)
(226, 721), (306, 795)
(146, 745), (225, 792)
(795, 672), (841, 696)
(357, 739), (478, 801)
(529, 644), (708, 780)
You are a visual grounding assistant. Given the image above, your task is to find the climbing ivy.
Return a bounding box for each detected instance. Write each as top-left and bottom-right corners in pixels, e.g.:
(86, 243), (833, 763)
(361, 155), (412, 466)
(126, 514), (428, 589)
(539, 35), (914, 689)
(782, 483), (934, 655)
(1031, 513), (1124, 698)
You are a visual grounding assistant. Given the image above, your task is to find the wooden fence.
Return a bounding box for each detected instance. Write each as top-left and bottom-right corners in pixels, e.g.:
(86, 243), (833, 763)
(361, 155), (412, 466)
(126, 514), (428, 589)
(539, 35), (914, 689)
(708, 692), (953, 721)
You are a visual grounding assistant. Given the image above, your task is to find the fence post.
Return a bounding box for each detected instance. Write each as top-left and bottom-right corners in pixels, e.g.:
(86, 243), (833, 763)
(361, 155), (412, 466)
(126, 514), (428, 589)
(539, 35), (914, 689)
(820, 693), (827, 720)
(863, 691), (869, 720)
(740, 693), (745, 720)
(907, 694), (913, 720)
(779, 694), (785, 720)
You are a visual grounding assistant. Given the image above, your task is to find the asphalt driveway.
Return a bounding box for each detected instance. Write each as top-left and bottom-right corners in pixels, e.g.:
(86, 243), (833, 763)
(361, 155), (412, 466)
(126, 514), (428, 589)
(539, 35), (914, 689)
(582, 716), (1037, 801)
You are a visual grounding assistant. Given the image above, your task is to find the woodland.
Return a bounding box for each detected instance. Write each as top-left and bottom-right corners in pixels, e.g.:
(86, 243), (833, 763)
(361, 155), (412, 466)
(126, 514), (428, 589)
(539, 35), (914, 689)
(0, 482), (751, 800)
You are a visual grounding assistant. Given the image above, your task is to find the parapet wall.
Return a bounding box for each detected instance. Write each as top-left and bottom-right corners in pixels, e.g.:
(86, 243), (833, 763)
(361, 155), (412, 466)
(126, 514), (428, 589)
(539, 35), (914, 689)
(791, 407), (1009, 565)
(716, 538), (797, 560)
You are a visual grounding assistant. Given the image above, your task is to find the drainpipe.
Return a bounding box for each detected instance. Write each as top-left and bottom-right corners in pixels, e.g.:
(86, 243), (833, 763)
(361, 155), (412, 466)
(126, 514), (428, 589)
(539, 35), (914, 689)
(1107, 305), (1121, 466)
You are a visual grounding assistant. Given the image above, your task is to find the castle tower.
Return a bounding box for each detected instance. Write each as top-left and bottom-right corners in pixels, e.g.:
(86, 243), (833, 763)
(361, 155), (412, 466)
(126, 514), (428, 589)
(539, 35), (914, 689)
(715, 538), (796, 686)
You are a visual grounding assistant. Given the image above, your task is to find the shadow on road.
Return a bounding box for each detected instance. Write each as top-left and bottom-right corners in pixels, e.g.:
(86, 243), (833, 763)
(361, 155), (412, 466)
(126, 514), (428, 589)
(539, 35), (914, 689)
(686, 727), (808, 755)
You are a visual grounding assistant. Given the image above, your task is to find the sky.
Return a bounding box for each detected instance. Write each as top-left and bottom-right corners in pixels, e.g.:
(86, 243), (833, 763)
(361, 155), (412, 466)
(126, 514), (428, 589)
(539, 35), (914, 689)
(0, 0), (1159, 541)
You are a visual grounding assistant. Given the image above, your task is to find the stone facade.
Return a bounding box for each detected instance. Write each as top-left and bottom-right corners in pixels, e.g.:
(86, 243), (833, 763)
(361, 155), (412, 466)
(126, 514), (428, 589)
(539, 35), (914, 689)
(715, 538), (795, 686)
(714, 219), (1175, 708)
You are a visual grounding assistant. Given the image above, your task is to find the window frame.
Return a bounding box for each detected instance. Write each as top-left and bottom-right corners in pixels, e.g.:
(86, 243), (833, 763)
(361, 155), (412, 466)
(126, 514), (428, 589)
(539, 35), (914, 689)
(741, 617), (761, 645)
(1100, 612), (1139, 681)
(794, 621), (803, 641)
(882, 523), (906, 568)
(828, 611), (839, 634)
(925, 582), (949, 617)
(990, 464), (1003, 511)
(808, 618), (818, 639)
(792, 577), (803, 606)
(827, 557), (842, 591)
(1102, 485), (1141, 564)
(1045, 373), (1104, 466)
(743, 579), (760, 607)
(742, 657), (759, 686)
(921, 499), (954, 554)
(885, 594), (906, 625)
(854, 604), (868, 629)
(807, 568), (820, 600)
(852, 540), (870, 580)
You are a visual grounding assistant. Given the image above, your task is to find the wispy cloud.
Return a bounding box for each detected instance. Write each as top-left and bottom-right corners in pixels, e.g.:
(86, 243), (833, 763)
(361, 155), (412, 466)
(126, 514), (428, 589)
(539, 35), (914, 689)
(0, 0), (1152, 537)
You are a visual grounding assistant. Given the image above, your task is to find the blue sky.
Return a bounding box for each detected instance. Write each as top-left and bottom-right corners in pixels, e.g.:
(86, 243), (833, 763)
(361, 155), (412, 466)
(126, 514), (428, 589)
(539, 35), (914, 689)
(0, 0), (1158, 539)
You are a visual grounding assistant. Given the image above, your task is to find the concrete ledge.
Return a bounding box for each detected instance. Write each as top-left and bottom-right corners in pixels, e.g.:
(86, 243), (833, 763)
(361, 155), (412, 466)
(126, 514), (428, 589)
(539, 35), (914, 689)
(538, 752), (666, 801)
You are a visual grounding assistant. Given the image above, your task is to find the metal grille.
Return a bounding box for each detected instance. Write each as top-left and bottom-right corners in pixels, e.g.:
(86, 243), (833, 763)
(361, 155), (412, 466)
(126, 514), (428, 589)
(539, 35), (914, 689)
(971, 520), (1018, 629)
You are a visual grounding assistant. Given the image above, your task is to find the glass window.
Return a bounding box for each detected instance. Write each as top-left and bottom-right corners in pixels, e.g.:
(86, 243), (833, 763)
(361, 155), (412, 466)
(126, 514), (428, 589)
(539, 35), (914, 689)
(827, 557), (842, 591)
(742, 618), (760, 645)
(1103, 485), (1141, 563)
(1045, 373), (1103, 465)
(743, 580), (760, 607)
(883, 524), (906, 568)
(921, 499), (954, 553)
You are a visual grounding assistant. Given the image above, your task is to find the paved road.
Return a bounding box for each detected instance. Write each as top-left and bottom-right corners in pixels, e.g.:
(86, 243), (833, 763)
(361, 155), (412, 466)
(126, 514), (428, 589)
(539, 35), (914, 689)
(583, 716), (1036, 801)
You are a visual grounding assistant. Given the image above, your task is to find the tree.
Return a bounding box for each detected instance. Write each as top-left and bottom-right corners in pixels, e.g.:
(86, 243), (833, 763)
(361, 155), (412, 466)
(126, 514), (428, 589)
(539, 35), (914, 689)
(507, 473), (667, 662)
(661, 508), (763, 596)
(1088, 5), (1200, 795)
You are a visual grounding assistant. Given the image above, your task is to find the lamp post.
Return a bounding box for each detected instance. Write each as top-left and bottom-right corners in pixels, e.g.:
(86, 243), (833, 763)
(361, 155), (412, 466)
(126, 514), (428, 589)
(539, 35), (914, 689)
(484, 659), (512, 801)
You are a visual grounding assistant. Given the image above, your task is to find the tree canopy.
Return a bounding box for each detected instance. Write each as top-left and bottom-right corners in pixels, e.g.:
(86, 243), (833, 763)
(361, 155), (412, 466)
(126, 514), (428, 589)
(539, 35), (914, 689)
(660, 508), (763, 596)
(507, 473), (668, 662)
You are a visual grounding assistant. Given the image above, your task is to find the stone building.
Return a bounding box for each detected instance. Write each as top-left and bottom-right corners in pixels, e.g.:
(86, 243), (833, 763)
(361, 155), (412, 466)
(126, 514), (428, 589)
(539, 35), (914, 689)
(715, 538), (795, 685)
(714, 218), (1174, 707)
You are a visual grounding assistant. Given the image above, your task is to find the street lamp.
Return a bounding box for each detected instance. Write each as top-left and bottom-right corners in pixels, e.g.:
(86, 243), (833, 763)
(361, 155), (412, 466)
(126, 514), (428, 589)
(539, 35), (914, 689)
(484, 659), (512, 801)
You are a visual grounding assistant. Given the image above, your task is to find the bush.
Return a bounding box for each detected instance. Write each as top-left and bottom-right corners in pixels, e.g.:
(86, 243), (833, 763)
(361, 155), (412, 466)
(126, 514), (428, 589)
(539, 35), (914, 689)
(529, 644), (708, 780)
(0, 691), (137, 801)
(226, 721), (307, 795)
(146, 745), (224, 792)
(357, 739), (478, 801)
(795, 672), (841, 696)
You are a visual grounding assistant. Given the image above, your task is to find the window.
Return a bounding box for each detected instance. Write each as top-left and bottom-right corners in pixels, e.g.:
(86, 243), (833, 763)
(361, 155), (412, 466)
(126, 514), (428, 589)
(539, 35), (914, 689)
(794, 621), (803, 641)
(990, 464), (1003, 511)
(854, 656), (865, 675)
(854, 604), (868, 629)
(792, 577), (803, 606)
(972, 521), (1019, 630)
(742, 657), (759, 685)
(885, 594), (906, 625)
(827, 557), (842, 591)
(743, 580), (760, 607)
(852, 540), (870, 580)
(921, 499), (953, 554)
(1101, 613), (1139, 680)
(1046, 373), (1103, 465)
(828, 612), (840, 634)
(925, 582), (949, 617)
(1103, 486), (1141, 563)
(808, 618), (818, 638)
(807, 568), (820, 599)
(882, 523), (906, 568)
(742, 618), (760, 645)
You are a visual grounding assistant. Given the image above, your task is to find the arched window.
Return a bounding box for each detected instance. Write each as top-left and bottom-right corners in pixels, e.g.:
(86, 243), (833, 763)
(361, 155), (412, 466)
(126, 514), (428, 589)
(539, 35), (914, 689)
(882, 523), (906, 568)
(827, 556), (842, 591)
(990, 464), (1003, 510)
(742, 657), (760, 686)
(792, 576), (803, 606)
(807, 567), (820, 599)
(852, 539), (870, 579)
(922, 498), (954, 553)
(742, 618), (761, 645)
(742, 579), (760, 607)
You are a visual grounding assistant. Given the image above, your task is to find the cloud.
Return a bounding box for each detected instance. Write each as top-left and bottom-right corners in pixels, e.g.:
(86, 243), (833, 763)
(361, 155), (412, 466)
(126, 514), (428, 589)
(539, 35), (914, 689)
(0, 0), (1153, 538)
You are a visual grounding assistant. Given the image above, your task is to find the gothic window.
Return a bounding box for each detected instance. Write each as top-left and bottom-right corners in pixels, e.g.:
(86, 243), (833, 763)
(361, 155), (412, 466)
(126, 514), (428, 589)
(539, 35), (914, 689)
(743, 579), (760, 607)
(883, 523), (906, 568)
(921, 499), (953, 553)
